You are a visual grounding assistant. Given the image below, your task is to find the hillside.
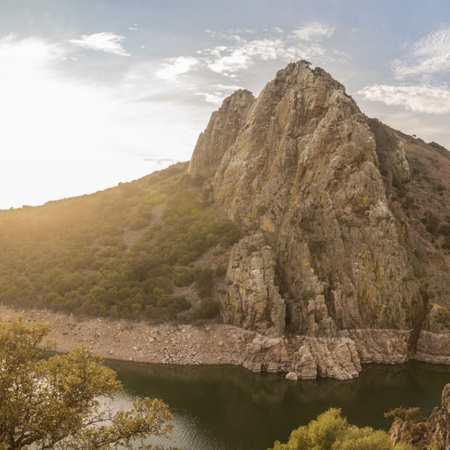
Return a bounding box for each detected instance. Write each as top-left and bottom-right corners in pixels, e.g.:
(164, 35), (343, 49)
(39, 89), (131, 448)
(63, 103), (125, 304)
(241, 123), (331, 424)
(0, 60), (449, 379)
(0, 164), (241, 322)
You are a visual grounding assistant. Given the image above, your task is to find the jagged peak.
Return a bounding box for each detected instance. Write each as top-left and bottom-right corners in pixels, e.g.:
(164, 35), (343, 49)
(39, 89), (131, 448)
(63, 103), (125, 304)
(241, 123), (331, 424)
(221, 88), (255, 106)
(270, 60), (347, 95)
(188, 89), (255, 178)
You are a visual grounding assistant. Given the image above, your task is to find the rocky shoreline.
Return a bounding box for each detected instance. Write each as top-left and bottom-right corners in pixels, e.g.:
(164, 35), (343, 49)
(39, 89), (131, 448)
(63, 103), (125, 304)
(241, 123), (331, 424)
(1, 304), (449, 381)
(0, 305), (252, 366)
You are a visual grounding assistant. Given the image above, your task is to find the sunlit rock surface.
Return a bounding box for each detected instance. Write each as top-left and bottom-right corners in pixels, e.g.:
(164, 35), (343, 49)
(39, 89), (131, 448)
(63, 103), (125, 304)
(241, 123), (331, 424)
(190, 60), (450, 379)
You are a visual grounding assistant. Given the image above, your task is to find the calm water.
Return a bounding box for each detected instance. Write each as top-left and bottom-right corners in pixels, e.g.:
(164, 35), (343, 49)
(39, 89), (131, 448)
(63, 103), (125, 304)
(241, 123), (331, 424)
(106, 360), (450, 450)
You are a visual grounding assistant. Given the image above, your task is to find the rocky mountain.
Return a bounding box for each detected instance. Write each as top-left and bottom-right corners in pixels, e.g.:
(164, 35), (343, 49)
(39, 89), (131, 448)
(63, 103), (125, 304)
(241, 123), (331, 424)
(0, 60), (449, 380)
(189, 60), (450, 379)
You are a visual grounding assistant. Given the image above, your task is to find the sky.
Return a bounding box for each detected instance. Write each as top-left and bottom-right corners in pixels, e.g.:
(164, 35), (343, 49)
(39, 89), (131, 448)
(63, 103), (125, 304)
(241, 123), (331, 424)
(1, 0), (450, 209)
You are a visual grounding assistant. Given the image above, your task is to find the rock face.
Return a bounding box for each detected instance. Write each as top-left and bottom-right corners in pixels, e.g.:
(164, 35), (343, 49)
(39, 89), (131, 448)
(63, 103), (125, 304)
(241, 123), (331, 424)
(188, 89), (255, 179)
(430, 384), (450, 449)
(223, 233), (285, 335)
(189, 60), (450, 379)
(389, 383), (450, 449)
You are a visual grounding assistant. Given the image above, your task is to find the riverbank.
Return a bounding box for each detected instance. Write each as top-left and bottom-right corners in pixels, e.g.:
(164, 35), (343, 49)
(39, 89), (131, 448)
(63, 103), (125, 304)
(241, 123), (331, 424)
(1, 304), (449, 380)
(0, 304), (253, 365)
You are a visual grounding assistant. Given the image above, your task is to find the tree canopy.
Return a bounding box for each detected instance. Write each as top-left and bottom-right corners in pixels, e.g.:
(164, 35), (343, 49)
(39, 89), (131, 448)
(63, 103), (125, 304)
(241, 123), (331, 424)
(0, 315), (177, 450)
(269, 408), (414, 450)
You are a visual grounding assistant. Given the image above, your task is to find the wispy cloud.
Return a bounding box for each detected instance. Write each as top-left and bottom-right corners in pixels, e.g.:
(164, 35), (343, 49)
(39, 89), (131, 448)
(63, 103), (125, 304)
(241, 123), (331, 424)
(392, 27), (450, 80)
(200, 24), (339, 76)
(152, 24), (343, 103)
(156, 56), (199, 82)
(69, 32), (129, 56)
(357, 84), (450, 114)
(359, 26), (450, 115)
(291, 23), (336, 41)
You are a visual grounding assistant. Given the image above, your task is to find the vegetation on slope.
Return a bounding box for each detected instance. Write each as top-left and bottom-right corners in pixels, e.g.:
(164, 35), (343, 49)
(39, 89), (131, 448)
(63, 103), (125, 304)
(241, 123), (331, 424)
(0, 163), (241, 322)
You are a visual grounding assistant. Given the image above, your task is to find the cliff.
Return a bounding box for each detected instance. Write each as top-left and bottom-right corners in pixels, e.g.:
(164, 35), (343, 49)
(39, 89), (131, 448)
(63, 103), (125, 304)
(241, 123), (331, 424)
(190, 61), (450, 380)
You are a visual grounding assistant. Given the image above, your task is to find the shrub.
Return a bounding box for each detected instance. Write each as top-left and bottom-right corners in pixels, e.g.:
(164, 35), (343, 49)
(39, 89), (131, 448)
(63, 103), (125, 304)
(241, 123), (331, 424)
(190, 297), (221, 321)
(270, 408), (414, 450)
(196, 268), (215, 298)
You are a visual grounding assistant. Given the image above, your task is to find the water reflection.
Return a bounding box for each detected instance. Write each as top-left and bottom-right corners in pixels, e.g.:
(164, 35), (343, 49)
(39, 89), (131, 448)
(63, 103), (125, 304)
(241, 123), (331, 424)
(106, 360), (450, 450)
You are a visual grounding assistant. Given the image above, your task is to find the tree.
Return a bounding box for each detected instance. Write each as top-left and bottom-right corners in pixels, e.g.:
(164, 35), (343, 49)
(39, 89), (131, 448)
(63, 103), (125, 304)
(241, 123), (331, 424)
(0, 315), (176, 450)
(269, 408), (414, 450)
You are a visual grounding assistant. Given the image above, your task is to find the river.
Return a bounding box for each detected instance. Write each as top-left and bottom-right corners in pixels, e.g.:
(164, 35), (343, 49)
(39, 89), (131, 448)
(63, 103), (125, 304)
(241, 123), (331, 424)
(105, 360), (450, 450)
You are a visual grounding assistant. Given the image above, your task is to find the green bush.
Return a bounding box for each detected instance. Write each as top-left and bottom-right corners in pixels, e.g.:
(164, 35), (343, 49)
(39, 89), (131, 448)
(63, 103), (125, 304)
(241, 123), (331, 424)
(270, 408), (414, 450)
(385, 407), (425, 424)
(421, 212), (441, 236)
(443, 236), (450, 250)
(196, 269), (214, 298)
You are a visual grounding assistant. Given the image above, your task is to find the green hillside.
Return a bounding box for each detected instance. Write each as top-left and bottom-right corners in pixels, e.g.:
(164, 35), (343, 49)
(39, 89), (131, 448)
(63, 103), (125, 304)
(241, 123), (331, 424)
(0, 163), (241, 322)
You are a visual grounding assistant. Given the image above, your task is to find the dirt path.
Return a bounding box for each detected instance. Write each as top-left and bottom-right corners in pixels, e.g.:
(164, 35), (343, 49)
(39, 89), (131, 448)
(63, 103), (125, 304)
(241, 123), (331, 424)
(0, 304), (254, 366)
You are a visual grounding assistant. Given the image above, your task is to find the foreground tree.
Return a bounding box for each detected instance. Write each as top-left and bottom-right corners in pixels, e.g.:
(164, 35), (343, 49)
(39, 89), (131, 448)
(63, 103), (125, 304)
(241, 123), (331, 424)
(269, 408), (414, 450)
(0, 315), (176, 450)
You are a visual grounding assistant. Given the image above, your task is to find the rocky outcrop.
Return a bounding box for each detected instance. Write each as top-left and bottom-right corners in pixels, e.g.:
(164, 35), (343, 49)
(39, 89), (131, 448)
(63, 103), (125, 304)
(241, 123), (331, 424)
(414, 330), (450, 364)
(188, 89), (255, 179)
(389, 383), (450, 449)
(241, 334), (361, 381)
(222, 233), (286, 335)
(210, 61), (424, 337)
(186, 60), (444, 379)
(342, 329), (411, 364)
(291, 336), (361, 380)
(243, 335), (291, 373)
(429, 384), (450, 449)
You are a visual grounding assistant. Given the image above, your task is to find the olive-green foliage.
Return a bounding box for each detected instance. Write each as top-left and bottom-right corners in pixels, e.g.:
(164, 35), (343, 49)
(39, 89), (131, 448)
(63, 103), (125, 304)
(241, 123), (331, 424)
(385, 407), (426, 424)
(196, 268), (215, 298)
(188, 297), (221, 321)
(421, 211), (441, 236)
(427, 141), (448, 152)
(0, 164), (242, 322)
(443, 236), (450, 249)
(439, 223), (450, 235)
(0, 316), (176, 450)
(269, 408), (414, 450)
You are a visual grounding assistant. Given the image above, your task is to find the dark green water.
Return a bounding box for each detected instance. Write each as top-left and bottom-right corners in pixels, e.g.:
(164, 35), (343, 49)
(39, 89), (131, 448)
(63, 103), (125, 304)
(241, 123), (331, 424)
(106, 360), (450, 450)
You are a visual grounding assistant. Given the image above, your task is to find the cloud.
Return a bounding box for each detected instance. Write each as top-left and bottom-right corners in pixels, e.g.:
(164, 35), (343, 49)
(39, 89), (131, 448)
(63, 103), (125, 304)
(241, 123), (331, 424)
(393, 27), (450, 80)
(148, 24), (344, 108)
(161, 25), (342, 80)
(69, 32), (129, 56)
(155, 56), (199, 82)
(201, 25), (339, 76)
(291, 23), (336, 41)
(357, 84), (450, 114)
(358, 27), (450, 117)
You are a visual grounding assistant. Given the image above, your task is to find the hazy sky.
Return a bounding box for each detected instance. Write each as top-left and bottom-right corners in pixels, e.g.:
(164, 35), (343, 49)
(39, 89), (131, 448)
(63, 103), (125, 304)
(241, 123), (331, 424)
(1, 0), (450, 209)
